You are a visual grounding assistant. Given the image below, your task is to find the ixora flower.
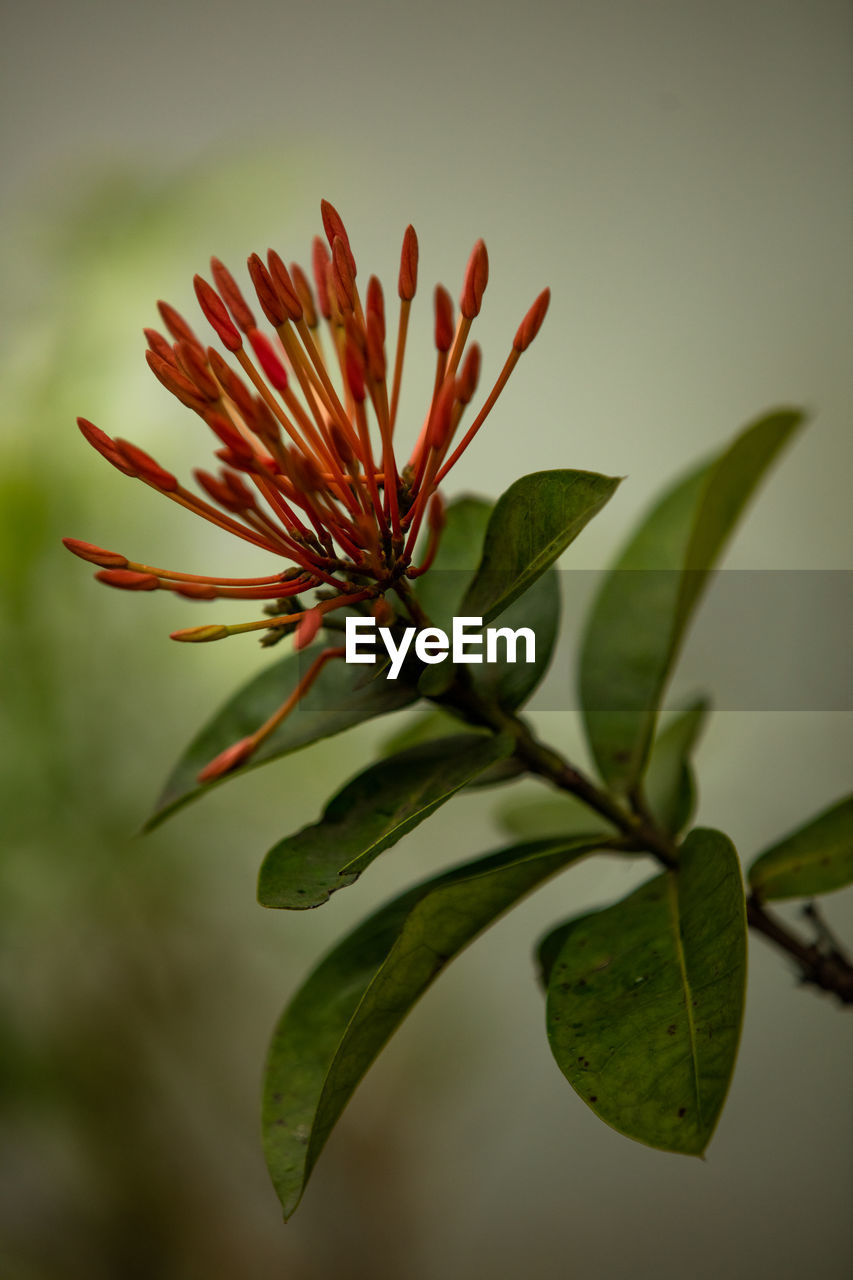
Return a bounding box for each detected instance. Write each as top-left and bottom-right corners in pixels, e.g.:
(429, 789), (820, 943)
(64, 200), (550, 782)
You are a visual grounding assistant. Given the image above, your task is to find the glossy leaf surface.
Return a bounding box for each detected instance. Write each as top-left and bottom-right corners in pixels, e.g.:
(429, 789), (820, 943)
(258, 734), (513, 909)
(544, 828), (747, 1155)
(461, 470), (620, 624)
(415, 495), (560, 705)
(263, 834), (602, 1219)
(643, 699), (709, 836)
(748, 794), (853, 900)
(579, 410), (803, 793)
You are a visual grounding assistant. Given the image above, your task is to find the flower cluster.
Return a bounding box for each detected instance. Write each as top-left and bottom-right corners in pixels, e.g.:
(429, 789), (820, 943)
(64, 200), (550, 778)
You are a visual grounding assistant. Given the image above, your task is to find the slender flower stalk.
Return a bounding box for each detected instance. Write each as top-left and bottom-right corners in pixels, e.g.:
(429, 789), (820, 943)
(65, 200), (550, 779)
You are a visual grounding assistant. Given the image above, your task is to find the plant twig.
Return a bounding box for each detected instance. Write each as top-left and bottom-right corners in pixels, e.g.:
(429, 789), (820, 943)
(746, 897), (853, 1005)
(392, 578), (852, 1005)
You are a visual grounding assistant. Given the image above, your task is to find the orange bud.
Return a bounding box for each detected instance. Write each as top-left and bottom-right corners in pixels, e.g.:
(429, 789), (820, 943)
(457, 343), (481, 405)
(194, 276), (242, 352)
(202, 411), (255, 461)
(248, 328), (289, 392)
(175, 341), (220, 402)
(170, 624), (230, 643)
(157, 301), (199, 346)
(398, 224), (418, 300)
(330, 420), (356, 467)
(428, 492), (446, 532)
(366, 275), (385, 337)
(427, 378), (456, 450)
(95, 568), (159, 591)
(366, 310), (386, 382)
(194, 468), (236, 509)
(247, 253), (287, 327)
(197, 735), (256, 782)
(345, 339), (366, 403)
(461, 239), (489, 319)
(287, 446), (323, 494)
(144, 328), (178, 367)
(434, 285), (454, 352)
(513, 287), (551, 352)
(289, 263), (317, 328)
(246, 395), (281, 445)
(76, 417), (137, 476)
(332, 236), (356, 311)
(320, 199), (356, 277)
(312, 238), (332, 320)
(372, 597), (394, 626)
(266, 251), (303, 322)
(210, 257), (256, 333)
(174, 581), (218, 599)
(221, 468), (255, 508)
(62, 538), (128, 568)
(145, 349), (209, 413)
(294, 605), (322, 651)
(114, 439), (179, 492)
(206, 350), (255, 421)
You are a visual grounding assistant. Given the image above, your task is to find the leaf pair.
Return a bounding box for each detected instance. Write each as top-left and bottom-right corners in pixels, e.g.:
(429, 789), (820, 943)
(263, 834), (604, 1219)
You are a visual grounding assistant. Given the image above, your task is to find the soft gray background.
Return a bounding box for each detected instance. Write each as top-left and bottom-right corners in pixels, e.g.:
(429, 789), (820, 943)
(1, 2), (851, 1277)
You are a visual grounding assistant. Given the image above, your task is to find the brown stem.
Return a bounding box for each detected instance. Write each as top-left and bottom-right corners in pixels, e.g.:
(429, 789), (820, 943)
(393, 579), (852, 1006)
(747, 896), (853, 1006)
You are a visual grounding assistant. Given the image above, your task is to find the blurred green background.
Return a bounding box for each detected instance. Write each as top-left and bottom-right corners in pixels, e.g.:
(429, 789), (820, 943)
(1, 3), (851, 1277)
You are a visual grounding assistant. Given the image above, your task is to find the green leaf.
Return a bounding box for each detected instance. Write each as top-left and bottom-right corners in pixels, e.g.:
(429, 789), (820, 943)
(544, 828), (747, 1156)
(382, 706), (473, 754)
(498, 792), (616, 841)
(414, 494), (561, 707)
(263, 834), (602, 1219)
(579, 409), (804, 792)
(146, 646), (418, 830)
(748, 794), (853, 901)
(461, 470), (621, 624)
(258, 733), (513, 908)
(643, 699), (710, 836)
(382, 710), (525, 789)
(498, 699), (708, 843)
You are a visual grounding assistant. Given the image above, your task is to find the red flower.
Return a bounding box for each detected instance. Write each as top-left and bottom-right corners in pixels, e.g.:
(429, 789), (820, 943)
(64, 201), (550, 779)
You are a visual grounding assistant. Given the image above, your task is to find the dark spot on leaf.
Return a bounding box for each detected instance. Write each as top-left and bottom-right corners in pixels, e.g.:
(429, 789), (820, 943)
(667, 1024), (676, 1035)
(614, 749), (631, 763)
(297, 888), (306, 895)
(677, 1107), (686, 1118)
(589, 1095), (598, 1103)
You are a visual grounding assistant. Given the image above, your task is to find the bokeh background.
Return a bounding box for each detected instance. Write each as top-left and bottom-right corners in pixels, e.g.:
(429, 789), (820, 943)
(1, 2), (851, 1277)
